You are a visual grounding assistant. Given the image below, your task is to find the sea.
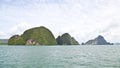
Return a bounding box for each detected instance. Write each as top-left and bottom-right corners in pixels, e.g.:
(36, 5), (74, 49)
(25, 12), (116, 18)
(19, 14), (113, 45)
(0, 45), (120, 68)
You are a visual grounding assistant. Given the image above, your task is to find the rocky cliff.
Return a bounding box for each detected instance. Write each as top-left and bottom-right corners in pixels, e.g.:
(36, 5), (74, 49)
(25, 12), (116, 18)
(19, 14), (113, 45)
(83, 35), (113, 45)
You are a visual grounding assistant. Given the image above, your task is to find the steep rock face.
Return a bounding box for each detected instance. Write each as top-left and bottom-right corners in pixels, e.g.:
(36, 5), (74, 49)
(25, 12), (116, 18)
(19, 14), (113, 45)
(8, 26), (57, 45)
(83, 35), (113, 45)
(26, 39), (39, 45)
(56, 33), (79, 45)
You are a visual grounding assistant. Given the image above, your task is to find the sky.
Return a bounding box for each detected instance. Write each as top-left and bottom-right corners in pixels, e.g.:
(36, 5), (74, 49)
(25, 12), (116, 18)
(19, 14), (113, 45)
(0, 0), (120, 43)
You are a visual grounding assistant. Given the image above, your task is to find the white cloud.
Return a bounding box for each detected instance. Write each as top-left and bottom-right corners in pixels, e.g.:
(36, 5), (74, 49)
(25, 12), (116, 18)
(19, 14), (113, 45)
(7, 22), (32, 37)
(0, 31), (8, 39)
(0, 31), (6, 36)
(0, 0), (120, 43)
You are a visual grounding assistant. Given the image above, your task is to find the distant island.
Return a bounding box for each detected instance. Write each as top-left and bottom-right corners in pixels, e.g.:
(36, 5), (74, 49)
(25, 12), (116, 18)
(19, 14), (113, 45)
(8, 26), (79, 45)
(56, 33), (79, 45)
(82, 35), (113, 45)
(0, 39), (8, 45)
(0, 26), (116, 45)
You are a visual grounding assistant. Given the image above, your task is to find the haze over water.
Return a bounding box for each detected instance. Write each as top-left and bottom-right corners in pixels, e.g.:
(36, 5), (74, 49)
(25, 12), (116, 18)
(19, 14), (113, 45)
(0, 45), (120, 68)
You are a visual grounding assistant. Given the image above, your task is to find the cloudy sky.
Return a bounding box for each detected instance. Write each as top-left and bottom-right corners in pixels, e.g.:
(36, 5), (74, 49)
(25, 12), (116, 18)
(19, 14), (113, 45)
(0, 0), (120, 43)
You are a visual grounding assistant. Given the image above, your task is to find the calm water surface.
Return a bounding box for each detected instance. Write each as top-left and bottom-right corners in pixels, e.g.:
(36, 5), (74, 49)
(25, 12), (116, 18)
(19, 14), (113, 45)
(0, 45), (120, 68)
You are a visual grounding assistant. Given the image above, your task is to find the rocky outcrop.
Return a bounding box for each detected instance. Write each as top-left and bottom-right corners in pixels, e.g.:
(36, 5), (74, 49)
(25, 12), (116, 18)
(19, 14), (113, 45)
(83, 35), (113, 45)
(8, 26), (57, 45)
(26, 39), (39, 45)
(56, 33), (79, 45)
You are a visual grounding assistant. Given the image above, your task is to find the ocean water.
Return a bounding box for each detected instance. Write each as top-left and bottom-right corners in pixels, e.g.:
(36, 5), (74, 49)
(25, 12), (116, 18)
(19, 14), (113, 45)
(0, 45), (120, 68)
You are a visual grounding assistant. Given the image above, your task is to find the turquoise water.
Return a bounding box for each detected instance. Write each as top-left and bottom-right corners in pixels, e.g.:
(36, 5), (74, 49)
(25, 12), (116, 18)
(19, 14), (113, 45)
(0, 45), (120, 68)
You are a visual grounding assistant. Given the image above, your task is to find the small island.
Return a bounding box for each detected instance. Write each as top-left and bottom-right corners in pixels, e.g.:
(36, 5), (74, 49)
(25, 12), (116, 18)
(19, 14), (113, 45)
(82, 35), (113, 45)
(8, 26), (57, 45)
(56, 33), (79, 45)
(0, 39), (8, 45)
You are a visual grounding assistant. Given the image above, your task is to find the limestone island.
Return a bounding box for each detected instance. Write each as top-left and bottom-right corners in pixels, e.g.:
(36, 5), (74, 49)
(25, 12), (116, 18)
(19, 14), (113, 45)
(8, 26), (57, 45)
(8, 26), (79, 45)
(56, 33), (79, 45)
(82, 35), (113, 45)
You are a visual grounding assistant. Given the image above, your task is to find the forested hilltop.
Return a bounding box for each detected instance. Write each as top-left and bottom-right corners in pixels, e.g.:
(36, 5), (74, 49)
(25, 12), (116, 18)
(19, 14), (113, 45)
(8, 26), (57, 45)
(8, 26), (79, 45)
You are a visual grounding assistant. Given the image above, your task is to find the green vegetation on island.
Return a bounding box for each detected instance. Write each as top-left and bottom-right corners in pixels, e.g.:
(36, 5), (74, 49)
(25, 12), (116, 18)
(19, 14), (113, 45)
(8, 26), (114, 45)
(8, 35), (25, 45)
(56, 33), (79, 45)
(8, 26), (57, 45)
